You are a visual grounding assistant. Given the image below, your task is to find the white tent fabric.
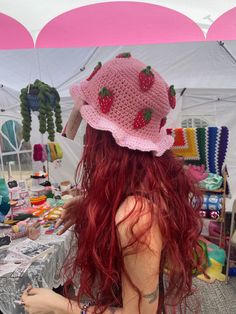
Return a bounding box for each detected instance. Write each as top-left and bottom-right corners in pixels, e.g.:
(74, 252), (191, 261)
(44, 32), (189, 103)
(0, 0), (235, 41)
(1, 41), (236, 92)
(0, 41), (236, 210)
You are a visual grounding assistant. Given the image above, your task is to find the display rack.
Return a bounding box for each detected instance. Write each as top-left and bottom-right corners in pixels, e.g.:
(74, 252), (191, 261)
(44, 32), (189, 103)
(200, 166), (228, 248)
(225, 199), (236, 282)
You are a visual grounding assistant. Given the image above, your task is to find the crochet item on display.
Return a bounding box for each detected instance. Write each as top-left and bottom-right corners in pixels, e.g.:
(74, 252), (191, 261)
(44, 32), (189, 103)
(70, 53), (177, 157)
(168, 127), (229, 176)
(48, 143), (57, 161)
(199, 193), (223, 220)
(199, 173), (223, 191)
(197, 238), (226, 283)
(186, 165), (209, 183)
(33, 144), (43, 162)
(33, 143), (63, 163)
(41, 145), (48, 162)
(47, 142), (63, 161)
(0, 178), (10, 216)
(55, 143), (63, 159)
(46, 144), (52, 162)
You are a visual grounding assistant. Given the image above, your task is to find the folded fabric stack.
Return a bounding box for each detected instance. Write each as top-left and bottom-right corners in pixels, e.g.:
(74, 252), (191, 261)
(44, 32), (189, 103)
(200, 193), (223, 220)
(199, 173), (223, 191)
(33, 142), (63, 162)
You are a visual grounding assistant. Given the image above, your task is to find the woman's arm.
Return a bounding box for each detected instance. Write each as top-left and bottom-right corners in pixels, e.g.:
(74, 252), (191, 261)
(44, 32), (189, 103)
(21, 288), (122, 314)
(54, 298), (122, 314)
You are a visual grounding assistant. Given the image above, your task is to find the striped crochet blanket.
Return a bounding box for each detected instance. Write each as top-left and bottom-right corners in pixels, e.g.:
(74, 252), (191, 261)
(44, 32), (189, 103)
(167, 127), (229, 176)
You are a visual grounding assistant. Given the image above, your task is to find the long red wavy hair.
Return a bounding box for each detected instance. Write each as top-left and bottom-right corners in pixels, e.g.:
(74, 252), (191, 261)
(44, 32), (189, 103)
(64, 124), (203, 313)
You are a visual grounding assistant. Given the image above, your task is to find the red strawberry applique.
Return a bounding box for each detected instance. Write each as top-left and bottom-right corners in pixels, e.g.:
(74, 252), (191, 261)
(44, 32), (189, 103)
(159, 117), (167, 131)
(98, 87), (114, 113)
(133, 108), (153, 129)
(139, 66), (155, 92)
(168, 85), (176, 109)
(116, 52), (131, 58)
(87, 62), (102, 81)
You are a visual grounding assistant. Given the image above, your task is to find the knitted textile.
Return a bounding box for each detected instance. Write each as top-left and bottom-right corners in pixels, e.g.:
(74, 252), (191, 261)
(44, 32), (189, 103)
(70, 54), (175, 156)
(200, 193), (223, 220)
(48, 143), (58, 161)
(41, 145), (48, 162)
(55, 143), (63, 159)
(33, 144), (43, 162)
(168, 127), (229, 175)
(46, 144), (52, 162)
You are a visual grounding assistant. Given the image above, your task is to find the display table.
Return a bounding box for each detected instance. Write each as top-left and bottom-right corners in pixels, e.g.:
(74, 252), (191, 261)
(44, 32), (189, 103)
(0, 230), (74, 314)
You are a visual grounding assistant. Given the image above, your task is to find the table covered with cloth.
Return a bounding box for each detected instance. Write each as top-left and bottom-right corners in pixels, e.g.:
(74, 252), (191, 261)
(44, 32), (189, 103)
(0, 230), (74, 314)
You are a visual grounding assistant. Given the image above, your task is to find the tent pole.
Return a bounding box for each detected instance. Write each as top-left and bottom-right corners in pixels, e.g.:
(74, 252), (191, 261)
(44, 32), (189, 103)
(180, 88), (186, 96)
(1, 86), (20, 102)
(218, 41), (236, 64)
(55, 47), (99, 90)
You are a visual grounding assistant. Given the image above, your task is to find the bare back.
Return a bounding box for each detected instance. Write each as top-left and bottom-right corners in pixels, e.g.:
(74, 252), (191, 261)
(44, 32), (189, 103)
(115, 196), (162, 314)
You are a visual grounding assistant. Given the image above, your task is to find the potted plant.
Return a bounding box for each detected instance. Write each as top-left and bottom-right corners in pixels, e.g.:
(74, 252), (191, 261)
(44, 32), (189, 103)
(20, 79), (63, 142)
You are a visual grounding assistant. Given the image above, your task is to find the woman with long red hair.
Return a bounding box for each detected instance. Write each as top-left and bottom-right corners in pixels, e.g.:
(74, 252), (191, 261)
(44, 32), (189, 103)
(21, 53), (203, 314)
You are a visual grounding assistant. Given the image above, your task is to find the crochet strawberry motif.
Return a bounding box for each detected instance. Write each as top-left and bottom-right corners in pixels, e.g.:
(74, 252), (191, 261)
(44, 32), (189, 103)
(98, 87), (113, 113)
(139, 66), (155, 91)
(159, 117), (167, 130)
(168, 85), (176, 109)
(133, 108), (153, 129)
(87, 62), (102, 81)
(116, 52), (131, 58)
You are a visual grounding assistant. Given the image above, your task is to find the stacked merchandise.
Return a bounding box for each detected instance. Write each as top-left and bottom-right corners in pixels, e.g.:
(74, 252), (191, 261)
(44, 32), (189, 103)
(168, 127), (229, 220)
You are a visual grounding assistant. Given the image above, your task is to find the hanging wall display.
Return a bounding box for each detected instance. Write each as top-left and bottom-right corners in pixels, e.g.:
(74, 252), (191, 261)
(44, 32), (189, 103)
(20, 79), (63, 142)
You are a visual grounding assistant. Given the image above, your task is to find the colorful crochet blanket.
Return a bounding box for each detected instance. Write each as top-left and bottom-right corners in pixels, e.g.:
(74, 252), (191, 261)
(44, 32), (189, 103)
(167, 127), (229, 176)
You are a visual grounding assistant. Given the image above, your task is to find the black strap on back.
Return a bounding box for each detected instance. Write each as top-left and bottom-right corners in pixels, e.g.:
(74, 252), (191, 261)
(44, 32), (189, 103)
(158, 272), (166, 314)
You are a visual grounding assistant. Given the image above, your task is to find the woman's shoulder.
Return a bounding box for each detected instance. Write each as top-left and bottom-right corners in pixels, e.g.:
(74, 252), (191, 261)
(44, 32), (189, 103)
(115, 195), (152, 226)
(115, 195), (161, 244)
(115, 195), (162, 250)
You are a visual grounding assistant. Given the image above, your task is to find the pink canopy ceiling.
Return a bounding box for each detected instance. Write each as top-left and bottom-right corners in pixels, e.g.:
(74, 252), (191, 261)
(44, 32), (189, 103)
(207, 7), (236, 41)
(0, 2), (236, 50)
(0, 13), (33, 49)
(36, 2), (205, 48)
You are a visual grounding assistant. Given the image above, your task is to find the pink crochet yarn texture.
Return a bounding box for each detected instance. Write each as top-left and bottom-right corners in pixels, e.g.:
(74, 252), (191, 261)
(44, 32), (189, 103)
(71, 54), (176, 156)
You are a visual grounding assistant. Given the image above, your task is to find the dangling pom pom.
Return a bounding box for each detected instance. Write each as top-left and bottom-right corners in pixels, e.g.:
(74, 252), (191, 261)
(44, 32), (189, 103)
(87, 62), (102, 81)
(116, 52), (131, 58)
(139, 66), (155, 92)
(168, 85), (176, 109)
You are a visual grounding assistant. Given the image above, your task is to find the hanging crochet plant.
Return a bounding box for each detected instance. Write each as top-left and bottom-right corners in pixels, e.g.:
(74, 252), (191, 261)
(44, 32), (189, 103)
(20, 80), (63, 142)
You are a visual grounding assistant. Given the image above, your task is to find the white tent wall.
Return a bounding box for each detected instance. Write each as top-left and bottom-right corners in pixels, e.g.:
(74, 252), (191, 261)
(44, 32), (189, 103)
(180, 88), (236, 211)
(1, 41), (236, 210)
(58, 41), (236, 94)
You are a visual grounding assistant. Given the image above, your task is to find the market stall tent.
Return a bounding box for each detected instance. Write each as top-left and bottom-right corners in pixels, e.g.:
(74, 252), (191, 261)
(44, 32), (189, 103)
(0, 41), (236, 210)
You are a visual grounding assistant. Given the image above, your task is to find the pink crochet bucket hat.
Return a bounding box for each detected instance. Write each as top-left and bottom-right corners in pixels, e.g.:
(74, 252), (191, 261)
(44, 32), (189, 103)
(70, 53), (176, 156)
